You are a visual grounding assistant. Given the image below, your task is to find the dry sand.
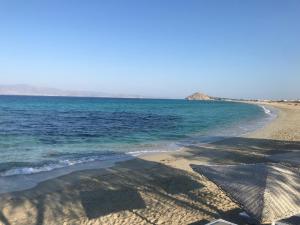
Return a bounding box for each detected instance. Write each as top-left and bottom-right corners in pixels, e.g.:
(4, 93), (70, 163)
(248, 102), (300, 141)
(0, 102), (299, 225)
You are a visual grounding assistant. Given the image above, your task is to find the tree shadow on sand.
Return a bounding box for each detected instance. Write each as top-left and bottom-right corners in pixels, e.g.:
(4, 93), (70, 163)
(80, 188), (146, 219)
(0, 211), (10, 225)
(0, 137), (299, 225)
(0, 157), (217, 225)
(176, 136), (300, 165)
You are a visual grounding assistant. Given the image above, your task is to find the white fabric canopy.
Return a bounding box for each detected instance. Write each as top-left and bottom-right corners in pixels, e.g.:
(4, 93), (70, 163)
(192, 163), (300, 224)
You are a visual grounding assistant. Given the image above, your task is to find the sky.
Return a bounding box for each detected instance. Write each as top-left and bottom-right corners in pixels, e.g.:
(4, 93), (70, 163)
(0, 0), (299, 99)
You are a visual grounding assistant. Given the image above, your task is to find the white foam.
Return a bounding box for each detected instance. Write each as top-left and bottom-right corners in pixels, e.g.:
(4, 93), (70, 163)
(0, 154), (131, 177)
(128, 149), (178, 156)
(260, 105), (272, 115)
(1, 142), (183, 177)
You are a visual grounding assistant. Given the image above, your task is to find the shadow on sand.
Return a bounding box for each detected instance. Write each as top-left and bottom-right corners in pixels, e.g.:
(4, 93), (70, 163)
(80, 188), (146, 219)
(0, 137), (299, 225)
(177, 136), (300, 165)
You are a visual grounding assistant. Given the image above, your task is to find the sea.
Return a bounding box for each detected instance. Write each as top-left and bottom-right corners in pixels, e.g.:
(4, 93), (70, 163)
(0, 96), (276, 193)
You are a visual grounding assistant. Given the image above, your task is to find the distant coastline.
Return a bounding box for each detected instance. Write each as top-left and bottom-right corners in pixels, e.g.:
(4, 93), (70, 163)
(185, 91), (300, 104)
(1, 86), (299, 103)
(0, 84), (144, 99)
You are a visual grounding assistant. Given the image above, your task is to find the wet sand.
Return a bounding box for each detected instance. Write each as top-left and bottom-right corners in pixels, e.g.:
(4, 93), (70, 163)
(0, 102), (299, 225)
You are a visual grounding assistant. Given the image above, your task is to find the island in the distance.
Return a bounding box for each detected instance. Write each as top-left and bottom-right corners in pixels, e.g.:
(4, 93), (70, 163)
(185, 91), (238, 101)
(185, 92), (215, 100)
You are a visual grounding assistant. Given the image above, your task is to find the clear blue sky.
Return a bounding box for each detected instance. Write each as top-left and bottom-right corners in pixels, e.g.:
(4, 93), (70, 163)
(0, 0), (299, 99)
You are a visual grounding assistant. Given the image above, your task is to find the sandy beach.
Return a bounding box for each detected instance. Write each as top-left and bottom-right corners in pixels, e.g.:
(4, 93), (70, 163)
(0, 102), (299, 225)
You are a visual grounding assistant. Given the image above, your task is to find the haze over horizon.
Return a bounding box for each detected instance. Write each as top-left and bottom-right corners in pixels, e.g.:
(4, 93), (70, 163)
(1, 0), (299, 99)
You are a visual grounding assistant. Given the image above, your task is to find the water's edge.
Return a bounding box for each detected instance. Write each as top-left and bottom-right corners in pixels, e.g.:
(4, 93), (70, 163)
(0, 102), (277, 194)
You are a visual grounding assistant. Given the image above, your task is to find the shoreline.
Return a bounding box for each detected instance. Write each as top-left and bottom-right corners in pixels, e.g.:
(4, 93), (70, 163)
(0, 102), (274, 193)
(0, 102), (299, 225)
(138, 101), (281, 171)
(247, 101), (300, 141)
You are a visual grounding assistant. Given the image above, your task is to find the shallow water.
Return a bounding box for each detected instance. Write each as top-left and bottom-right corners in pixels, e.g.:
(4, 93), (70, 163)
(0, 96), (274, 177)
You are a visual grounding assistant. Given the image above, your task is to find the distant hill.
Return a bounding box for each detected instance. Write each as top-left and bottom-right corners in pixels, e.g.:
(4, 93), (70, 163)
(185, 92), (215, 100)
(0, 84), (142, 98)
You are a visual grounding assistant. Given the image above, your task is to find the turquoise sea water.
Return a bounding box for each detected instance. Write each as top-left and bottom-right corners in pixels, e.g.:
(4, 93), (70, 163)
(0, 96), (274, 177)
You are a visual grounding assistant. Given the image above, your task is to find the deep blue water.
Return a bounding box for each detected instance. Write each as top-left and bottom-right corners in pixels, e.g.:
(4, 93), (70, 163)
(0, 96), (272, 176)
